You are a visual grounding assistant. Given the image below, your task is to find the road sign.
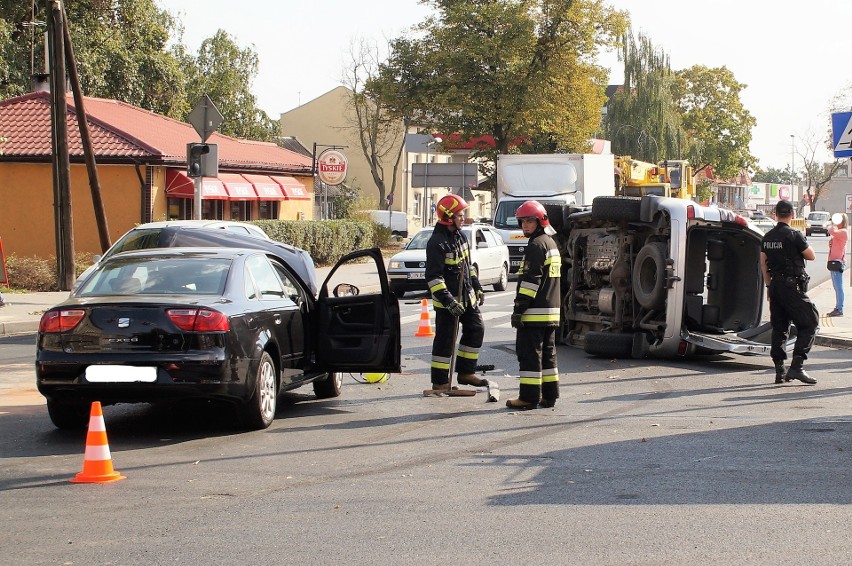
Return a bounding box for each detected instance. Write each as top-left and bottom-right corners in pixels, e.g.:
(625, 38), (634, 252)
(831, 111), (852, 158)
(411, 163), (478, 188)
(188, 95), (224, 142)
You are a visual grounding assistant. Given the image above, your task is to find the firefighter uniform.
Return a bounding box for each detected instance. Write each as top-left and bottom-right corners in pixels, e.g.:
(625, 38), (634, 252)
(513, 225), (562, 405)
(761, 219), (819, 382)
(425, 223), (484, 385)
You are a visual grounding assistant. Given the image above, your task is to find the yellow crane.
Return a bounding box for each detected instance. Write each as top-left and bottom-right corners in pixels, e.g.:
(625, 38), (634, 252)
(614, 156), (695, 200)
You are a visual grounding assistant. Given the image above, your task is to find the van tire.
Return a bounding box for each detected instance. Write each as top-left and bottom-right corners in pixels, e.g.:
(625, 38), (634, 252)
(591, 196), (642, 222)
(584, 331), (636, 358)
(632, 242), (668, 310)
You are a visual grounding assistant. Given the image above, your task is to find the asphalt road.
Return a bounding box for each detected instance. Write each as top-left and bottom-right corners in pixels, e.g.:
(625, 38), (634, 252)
(1, 270), (850, 564)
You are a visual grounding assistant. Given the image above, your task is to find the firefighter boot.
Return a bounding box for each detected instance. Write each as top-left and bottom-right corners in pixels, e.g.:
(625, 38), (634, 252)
(457, 373), (488, 387)
(773, 360), (787, 384)
(785, 356), (816, 385)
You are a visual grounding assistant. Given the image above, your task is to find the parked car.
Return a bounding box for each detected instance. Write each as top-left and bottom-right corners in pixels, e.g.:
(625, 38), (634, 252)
(74, 221), (319, 295)
(749, 216), (777, 234)
(805, 211), (831, 236)
(37, 247), (400, 430)
(386, 224), (510, 296)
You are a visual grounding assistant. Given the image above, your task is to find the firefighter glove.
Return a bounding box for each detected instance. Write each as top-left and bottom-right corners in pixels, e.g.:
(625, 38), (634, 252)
(448, 301), (466, 317)
(476, 290), (485, 306)
(510, 314), (523, 328)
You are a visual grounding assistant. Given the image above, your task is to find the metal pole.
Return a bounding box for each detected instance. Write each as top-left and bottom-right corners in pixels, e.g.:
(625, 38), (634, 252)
(193, 176), (203, 219)
(790, 134), (795, 204)
(425, 143), (430, 225)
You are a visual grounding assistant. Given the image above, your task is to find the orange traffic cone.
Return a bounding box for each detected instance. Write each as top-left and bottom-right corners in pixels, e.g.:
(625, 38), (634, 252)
(415, 298), (435, 337)
(70, 401), (125, 484)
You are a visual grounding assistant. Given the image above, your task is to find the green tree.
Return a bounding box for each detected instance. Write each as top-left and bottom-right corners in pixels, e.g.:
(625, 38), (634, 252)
(604, 31), (687, 163)
(375, 0), (627, 161)
(752, 166), (790, 184)
(182, 30), (278, 141)
(672, 65), (755, 179)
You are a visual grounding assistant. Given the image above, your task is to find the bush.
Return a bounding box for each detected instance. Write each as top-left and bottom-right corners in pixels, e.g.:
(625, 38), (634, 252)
(5, 252), (93, 291)
(252, 219), (378, 265)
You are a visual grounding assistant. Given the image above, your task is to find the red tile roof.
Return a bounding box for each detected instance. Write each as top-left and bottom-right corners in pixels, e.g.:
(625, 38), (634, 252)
(0, 91), (312, 174)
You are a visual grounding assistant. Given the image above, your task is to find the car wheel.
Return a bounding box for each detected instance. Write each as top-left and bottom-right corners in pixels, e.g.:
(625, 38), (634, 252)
(313, 372), (343, 399)
(390, 282), (406, 297)
(242, 351), (277, 430)
(632, 242), (667, 310)
(47, 399), (90, 430)
(493, 263), (509, 291)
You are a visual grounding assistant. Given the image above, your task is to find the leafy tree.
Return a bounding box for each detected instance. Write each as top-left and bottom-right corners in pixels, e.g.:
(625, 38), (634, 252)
(181, 30), (278, 141)
(374, 0), (627, 163)
(672, 65), (755, 179)
(343, 39), (408, 208)
(752, 166), (791, 184)
(604, 31), (686, 163)
(796, 132), (845, 211)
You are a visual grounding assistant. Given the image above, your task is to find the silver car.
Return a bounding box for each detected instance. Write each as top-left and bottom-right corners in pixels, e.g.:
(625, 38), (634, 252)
(387, 224), (510, 296)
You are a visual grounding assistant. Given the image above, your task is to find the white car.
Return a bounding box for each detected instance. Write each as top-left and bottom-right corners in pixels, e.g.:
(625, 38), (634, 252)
(805, 211), (831, 236)
(74, 220), (273, 291)
(387, 224), (510, 296)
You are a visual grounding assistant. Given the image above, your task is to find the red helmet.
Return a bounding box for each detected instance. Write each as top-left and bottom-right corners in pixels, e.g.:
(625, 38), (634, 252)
(436, 194), (469, 225)
(515, 200), (549, 228)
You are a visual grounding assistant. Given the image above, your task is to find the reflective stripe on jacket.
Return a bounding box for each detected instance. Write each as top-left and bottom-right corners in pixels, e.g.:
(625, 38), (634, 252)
(514, 229), (561, 326)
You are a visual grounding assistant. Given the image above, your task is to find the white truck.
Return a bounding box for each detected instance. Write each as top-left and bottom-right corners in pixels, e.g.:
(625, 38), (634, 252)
(492, 153), (615, 272)
(365, 210), (409, 238)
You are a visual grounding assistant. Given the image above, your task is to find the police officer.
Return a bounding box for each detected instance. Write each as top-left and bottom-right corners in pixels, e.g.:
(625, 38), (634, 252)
(760, 200), (819, 385)
(508, 200), (562, 409)
(425, 194), (487, 391)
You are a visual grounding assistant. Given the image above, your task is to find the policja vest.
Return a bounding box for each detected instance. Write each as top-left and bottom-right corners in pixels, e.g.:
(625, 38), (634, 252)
(761, 221), (810, 291)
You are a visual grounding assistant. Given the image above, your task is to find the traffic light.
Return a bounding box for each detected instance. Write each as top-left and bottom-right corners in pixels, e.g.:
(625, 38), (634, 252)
(187, 143), (210, 178)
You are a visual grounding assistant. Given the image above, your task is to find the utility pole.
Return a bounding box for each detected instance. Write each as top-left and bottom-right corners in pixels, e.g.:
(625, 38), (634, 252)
(61, 1), (110, 252)
(47, 0), (74, 291)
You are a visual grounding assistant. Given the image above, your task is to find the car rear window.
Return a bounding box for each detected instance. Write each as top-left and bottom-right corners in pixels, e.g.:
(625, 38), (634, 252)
(76, 256), (232, 296)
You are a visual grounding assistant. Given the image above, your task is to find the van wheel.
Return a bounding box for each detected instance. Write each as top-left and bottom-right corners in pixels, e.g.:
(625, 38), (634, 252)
(633, 242), (667, 310)
(591, 196), (642, 222)
(493, 264), (509, 291)
(584, 331), (636, 358)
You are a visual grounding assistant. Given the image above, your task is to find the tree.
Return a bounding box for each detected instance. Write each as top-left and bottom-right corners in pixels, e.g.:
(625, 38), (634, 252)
(672, 65), (755, 179)
(343, 39), (408, 209)
(182, 30), (278, 141)
(752, 165), (793, 184)
(604, 31), (686, 163)
(375, 0), (627, 162)
(796, 132), (845, 211)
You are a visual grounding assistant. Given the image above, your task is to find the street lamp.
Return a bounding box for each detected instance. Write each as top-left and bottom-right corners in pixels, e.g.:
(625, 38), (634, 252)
(424, 135), (442, 225)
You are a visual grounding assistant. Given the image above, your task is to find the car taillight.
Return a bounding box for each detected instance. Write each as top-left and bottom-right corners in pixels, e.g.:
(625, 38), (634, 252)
(686, 205), (696, 219)
(39, 309), (86, 333)
(166, 308), (230, 332)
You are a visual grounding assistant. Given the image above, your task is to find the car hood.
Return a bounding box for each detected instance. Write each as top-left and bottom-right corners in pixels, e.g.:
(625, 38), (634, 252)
(389, 249), (427, 263)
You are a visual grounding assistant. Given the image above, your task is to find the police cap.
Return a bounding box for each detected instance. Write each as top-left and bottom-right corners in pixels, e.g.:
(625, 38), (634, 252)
(775, 200), (794, 216)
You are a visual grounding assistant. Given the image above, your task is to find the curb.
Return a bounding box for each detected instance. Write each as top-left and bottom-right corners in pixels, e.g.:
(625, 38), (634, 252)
(814, 335), (852, 350)
(0, 321), (38, 337)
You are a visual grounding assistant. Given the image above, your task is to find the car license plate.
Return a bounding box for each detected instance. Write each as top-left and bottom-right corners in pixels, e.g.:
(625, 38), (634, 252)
(407, 273), (425, 280)
(510, 260), (521, 267)
(85, 365), (157, 383)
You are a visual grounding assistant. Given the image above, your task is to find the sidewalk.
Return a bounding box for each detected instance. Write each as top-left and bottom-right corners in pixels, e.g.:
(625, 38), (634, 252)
(2, 277), (851, 349)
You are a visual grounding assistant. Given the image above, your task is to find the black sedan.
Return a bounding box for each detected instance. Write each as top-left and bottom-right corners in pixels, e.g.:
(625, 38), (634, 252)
(36, 247), (400, 430)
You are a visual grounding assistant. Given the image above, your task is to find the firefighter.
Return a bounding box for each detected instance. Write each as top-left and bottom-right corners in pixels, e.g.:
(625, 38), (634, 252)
(425, 194), (487, 391)
(760, 200), (818, 385)
(508, 200), (562, 409)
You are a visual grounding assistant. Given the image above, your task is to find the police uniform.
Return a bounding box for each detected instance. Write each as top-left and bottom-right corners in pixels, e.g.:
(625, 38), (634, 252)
(513, 226), (562, 405)
(761, 220), (819, 372)
(425, 223), (484, 386)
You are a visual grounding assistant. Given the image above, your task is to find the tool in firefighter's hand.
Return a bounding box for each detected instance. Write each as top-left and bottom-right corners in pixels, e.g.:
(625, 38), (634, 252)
(423, 261), (476, 398)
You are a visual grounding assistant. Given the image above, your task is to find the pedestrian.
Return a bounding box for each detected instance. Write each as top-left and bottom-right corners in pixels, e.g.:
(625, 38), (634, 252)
(425, 194), (487, 392)
(760, 200), (819, 385)
(826, 213), (848, 317)
(507, 200), (562, 409)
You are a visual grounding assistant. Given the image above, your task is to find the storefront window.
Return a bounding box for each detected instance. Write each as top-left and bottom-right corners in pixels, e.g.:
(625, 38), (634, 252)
(230, 201), (252, 221)
(258, 201), (279, 220)
(167, 198), (191, 220)
(202, 199), (224, 220)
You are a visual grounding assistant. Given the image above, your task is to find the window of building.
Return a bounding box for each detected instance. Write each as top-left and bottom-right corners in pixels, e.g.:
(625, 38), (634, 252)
(202, 199), (225, 220)
(230, 201), (252, 221)
(167, 198), (192, 220)
(258, 201), (279, 220)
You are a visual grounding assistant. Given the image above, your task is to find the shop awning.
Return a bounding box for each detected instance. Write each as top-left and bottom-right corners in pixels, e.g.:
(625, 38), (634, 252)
(242, 174), (286, 200)
(271, 175), (311, 200)
(218, 173), (257, 200)
(165, 169), (228, 200)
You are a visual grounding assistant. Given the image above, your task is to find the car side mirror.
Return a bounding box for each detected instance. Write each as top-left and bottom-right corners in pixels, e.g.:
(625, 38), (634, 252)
(333, 283), (360, 297)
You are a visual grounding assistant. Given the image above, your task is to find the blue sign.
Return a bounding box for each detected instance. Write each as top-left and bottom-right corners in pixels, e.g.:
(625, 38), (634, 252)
(831, 112), (852, 158)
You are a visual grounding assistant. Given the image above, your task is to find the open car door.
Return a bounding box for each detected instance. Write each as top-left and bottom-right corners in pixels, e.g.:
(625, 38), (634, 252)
(315, 248), (401, 372)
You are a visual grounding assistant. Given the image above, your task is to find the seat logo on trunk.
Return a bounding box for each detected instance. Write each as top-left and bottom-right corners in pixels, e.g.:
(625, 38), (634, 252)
(118, 317), (130, 328)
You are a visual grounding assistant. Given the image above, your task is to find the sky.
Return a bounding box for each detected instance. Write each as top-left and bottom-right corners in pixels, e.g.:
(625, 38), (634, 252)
(156, 0), (852, 170)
